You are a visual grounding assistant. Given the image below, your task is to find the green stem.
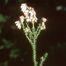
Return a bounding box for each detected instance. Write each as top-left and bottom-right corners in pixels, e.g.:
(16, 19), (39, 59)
(31, 23), (38, 66)
(39, 53), (48, 66)
(32, 43), (38, 66)
(32, 21), (34, 29)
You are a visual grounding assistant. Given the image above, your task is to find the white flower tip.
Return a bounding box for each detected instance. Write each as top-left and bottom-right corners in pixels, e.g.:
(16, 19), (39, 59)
(20, 16), (25, 24)
(21, 3), (27, 8)
(26, 18), (31, 22)
(20, 3), (27, 12)
(15, 21), (21, 29)
(42, 17), (47, 22)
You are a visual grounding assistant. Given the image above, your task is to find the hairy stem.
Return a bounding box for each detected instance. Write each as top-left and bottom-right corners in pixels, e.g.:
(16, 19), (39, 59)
(39, 53), (48, 66)
(32, 43), (38, 66)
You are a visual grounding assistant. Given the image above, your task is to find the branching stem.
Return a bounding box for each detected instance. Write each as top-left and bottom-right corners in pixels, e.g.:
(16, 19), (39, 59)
(39, 53), (48, 66)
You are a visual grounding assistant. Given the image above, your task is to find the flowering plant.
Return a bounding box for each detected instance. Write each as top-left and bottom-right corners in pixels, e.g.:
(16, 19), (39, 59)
(15, 3), (48, 66)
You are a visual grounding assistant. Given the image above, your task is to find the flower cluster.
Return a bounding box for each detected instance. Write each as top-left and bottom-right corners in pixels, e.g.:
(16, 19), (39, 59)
(15, 3), (47, 30)
(15, 3), (48, 66)
(21, 3), (37, 23)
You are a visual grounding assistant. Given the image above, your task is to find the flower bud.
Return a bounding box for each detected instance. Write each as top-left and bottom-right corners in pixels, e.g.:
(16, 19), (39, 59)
(25, 28), (30, 33)
(42, 17), (47, 23)
(15, 21), (21, 29)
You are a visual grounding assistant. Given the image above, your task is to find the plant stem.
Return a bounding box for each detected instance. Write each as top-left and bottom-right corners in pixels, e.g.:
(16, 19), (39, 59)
(39, 53), (48, 66)
(32, 43), (38, 66)
(31, 24), (38, 66)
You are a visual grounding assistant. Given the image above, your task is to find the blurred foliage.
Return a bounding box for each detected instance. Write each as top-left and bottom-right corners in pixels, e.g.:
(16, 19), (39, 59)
(0, 61), (8, 66)
(0, 39), (13, 50)
(0, 27), (2, 34)
(9, 48), (19, 59)
(2, 39), (13, 49)
(0, 39), (19, 65)
(5, 0), (8, 4)
(0, 38), (19, 56)
(0, 0), (27, 5)
(0, 14), (9, 33)
(0, 45), (4, 50)
(0, 14), (9, 23)
(0, 0), (27, 65)
(56, 5), (63, 11)
(56, 5), (66, 12)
